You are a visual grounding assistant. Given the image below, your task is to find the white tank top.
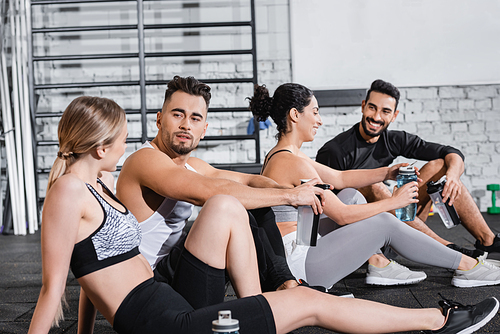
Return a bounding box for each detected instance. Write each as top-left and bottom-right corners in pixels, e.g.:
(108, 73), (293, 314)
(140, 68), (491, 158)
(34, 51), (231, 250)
(137, 141), (196, 269)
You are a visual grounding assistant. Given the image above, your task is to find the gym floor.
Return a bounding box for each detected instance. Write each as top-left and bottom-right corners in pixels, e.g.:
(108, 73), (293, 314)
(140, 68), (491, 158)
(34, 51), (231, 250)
(1, 213), (499, 334)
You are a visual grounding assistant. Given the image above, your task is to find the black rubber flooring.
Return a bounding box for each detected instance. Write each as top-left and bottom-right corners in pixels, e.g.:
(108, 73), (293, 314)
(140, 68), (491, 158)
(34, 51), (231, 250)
(1, 214), (499, 333)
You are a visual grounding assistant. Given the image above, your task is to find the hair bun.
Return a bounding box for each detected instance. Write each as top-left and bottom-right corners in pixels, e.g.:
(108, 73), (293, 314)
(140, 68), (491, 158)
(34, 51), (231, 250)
(248, 85), (273, 122)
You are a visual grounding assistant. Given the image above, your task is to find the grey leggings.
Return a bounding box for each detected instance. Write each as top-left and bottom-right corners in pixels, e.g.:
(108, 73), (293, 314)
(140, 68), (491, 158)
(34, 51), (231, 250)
(304, 188), (463, 287)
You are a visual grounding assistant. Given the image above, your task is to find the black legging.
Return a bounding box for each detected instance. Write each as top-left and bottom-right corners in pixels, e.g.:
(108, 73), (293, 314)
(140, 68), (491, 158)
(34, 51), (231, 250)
(248, 207), (295, 292)
(115, 251), (276, 334)
(154, 208), (295, 295)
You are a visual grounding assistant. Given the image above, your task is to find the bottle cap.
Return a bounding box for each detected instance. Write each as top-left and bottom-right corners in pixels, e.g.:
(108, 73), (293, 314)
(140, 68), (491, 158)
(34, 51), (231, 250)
(212, 310), (239, 332)
(399, 166), (416, 175)
(426, 175), (447, 194)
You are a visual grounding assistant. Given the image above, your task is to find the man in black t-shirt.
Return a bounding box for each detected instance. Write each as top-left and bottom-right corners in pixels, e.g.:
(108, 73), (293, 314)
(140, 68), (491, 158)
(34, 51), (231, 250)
(316, 79), (500, 262)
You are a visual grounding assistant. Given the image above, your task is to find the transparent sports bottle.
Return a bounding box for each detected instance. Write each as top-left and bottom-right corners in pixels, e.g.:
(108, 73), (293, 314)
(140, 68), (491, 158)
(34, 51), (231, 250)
(427, 176), (461, 229)
(395, 166), (417, 221)
(296, 181), (330, 246)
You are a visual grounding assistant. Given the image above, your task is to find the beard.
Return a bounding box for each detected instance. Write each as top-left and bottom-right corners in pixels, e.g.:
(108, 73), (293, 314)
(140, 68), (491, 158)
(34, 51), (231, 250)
(361, 116), (389, 138)
(171, 142), (197, 155)
(165, 130), (198, 155)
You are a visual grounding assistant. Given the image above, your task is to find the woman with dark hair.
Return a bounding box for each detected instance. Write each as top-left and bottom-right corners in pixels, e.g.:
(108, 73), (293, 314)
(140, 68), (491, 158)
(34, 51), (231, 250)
(28, 95), (498, 334)
(249, 83), (500, 290)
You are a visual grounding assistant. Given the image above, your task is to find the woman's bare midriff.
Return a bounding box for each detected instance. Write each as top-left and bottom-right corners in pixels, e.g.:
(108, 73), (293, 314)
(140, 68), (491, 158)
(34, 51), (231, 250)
(277, 221), (297, 237)
(78, 254), (153, 325)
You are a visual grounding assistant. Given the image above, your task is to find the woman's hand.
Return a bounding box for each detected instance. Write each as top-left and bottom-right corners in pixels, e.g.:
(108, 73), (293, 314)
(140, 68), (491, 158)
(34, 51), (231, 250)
(390, 181), (419, 210)
(385, 163), (421, 181)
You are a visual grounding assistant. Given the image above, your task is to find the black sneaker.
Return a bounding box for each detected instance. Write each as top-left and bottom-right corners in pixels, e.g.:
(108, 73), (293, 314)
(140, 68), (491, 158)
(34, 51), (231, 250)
(475, 234), (500, 265)
(422, 296), (499, 334)
(297, 279), (354, 298)
(447, 243), (484, 259)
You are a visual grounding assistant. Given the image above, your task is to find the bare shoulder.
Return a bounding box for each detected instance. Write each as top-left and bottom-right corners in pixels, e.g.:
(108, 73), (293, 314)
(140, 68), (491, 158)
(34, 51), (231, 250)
(45, 174), (88, 209)
(186, 156), (212, 174)
(120, 146), (176, 178)
(42, 175), (91, 243)
(117, 145), (184, 202)
(264, 152), (317, 186)
(122, 146), (160, 167)
(267, 151), (310, 169)
(49, 174), (87, 195)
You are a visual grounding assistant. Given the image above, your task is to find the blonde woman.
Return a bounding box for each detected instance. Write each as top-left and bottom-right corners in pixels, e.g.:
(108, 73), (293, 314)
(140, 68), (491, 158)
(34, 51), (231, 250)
(29, 95), (498, 334)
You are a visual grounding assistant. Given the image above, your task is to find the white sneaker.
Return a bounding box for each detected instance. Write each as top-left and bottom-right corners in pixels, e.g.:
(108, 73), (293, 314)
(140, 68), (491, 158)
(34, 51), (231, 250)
(452, 259), (500, 287)
(481, 251), (500, 267)
(365, 260), (427, 286)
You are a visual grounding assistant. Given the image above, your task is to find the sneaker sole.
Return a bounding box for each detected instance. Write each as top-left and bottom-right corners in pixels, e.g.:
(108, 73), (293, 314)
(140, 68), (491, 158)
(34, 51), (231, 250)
(456, 297), (499, 334)
(452, 277), (500, 288)
(365, 276), (426, 286)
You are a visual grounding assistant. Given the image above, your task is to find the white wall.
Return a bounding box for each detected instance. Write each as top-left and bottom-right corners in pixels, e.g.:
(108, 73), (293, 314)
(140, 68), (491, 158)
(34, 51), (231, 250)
(290, 0), (500, 90)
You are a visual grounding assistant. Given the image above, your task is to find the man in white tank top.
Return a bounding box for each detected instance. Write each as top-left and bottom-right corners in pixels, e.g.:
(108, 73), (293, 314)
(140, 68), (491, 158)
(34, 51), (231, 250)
(116, 76), (327, 292)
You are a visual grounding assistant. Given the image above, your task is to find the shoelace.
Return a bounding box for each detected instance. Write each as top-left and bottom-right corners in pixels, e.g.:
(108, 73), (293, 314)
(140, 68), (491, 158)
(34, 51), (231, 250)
(391, 260), (410, 270)
(479, 259), (498, 270)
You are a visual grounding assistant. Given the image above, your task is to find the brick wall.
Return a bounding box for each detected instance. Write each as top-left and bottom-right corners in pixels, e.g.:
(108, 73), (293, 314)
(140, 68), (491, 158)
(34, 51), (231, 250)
(307, 84), (500, 212)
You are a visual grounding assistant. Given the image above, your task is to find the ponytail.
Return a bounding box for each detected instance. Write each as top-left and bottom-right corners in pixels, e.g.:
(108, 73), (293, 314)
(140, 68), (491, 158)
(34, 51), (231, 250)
(46, 151), (78, 192)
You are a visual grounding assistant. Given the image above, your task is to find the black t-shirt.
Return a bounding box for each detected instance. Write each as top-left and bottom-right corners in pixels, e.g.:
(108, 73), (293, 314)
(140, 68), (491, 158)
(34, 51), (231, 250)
(316, 123), (464, 170)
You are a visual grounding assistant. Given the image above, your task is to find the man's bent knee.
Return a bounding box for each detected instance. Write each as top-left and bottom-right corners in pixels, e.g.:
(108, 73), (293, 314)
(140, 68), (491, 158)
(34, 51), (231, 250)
(358, 182), (392, 203)
(205, 194), (246, 216)
(419, 159), (446, 182)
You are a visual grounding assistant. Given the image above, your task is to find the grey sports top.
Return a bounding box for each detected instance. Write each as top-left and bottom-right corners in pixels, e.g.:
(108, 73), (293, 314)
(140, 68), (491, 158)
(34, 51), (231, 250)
(271, 205), (298, 223)
(262, 149), (299, 223)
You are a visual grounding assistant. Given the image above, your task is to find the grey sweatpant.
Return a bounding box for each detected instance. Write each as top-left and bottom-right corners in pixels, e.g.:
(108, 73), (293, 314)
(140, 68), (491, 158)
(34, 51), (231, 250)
(304, 188), (463, 287)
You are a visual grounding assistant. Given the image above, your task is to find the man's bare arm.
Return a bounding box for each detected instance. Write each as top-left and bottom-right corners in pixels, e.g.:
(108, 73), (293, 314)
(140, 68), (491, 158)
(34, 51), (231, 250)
(117, 148), (325, 212)
(298, 151), (392, 190)
(187, 157), (287, 189)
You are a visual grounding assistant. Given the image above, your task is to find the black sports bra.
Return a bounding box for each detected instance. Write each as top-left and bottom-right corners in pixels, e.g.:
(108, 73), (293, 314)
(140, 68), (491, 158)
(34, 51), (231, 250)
(261, 149), (293, 174)
(70, 179), (141, 278)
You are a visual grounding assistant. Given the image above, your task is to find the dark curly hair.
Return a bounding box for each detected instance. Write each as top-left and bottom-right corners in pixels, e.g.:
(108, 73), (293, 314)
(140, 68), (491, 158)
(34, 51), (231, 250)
(365, 79), (400, 110)
(164, 75), (211, 109)
(248, 83), (313, 139)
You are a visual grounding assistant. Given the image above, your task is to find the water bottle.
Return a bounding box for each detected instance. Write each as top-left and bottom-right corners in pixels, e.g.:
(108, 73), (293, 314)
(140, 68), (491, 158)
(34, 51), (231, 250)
(427, 175), (461, 229)
(297, 205), (317, 246)
(296, 181), (330, 246)
(395, 166), (418, 221)
(212, 310), (239, 334)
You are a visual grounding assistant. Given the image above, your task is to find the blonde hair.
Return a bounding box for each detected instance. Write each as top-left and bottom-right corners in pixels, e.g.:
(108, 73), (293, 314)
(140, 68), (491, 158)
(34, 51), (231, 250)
(47, 96), (125, 326)
(47, 96), (126, 191)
